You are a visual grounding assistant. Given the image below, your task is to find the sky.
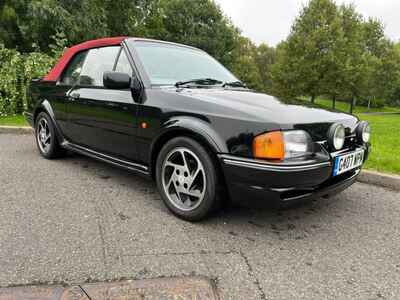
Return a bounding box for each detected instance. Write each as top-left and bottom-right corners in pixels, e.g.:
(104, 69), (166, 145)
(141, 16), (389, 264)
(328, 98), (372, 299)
(214, 0), (400, 46)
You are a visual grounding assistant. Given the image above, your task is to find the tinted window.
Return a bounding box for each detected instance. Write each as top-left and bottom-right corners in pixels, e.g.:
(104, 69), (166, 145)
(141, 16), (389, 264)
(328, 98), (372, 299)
(134, 41), (238, 85)
(115, 49), (133, 74)
(79, 46), (120, 86)
(59, 51), (87, 85)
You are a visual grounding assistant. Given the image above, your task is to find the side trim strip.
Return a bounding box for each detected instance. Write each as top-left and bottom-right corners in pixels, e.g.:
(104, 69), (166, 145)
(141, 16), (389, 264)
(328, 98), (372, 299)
(62, 141), (150, 175)
(219, 155), (331, 172)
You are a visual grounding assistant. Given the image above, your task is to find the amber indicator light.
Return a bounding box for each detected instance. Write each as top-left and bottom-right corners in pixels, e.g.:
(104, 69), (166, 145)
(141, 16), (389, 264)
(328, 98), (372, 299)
(253, 131), (285, 160)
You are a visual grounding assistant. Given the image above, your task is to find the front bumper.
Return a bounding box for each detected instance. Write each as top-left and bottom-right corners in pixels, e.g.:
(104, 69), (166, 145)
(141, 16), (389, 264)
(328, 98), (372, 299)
(218, 148), (367, 206)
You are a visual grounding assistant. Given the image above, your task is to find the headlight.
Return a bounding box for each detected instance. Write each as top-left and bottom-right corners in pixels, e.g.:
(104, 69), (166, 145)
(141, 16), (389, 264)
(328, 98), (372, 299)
(283, 130), (314, 159)
(253, 130), (313, 160)
(356, 121), (371, 143)
(328, 123), (345, 151)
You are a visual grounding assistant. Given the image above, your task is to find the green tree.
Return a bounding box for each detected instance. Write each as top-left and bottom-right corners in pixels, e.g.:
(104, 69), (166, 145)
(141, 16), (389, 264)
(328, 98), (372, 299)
(0, 0), (30, 51)
(359, 19), (400, 109)
(388, 43), (400, 105)
(254, 43), (276, 93)
(271, 0), (342, 102)
(378, 44), (400, 106)
(338, 4), (368, 113)
(155, 0), (239, 67)
(230, 36), (263, 90)
(271, 40), (307, 98)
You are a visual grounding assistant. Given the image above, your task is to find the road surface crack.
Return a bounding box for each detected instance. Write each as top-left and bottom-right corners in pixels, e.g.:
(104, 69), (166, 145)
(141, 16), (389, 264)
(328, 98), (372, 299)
(79, 285), (92, 300)
(123, 250), (237, 258)
(239, 251), (268, 300)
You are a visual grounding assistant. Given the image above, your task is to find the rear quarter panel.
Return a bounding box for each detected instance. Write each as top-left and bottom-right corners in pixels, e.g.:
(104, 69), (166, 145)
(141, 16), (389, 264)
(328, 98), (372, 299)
(26, 80), (70, 132)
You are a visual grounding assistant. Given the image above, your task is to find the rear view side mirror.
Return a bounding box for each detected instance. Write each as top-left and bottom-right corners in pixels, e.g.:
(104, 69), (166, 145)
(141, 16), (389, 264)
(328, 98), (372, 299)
(103, 71), (131, 89)
(131, 76), (143, 101)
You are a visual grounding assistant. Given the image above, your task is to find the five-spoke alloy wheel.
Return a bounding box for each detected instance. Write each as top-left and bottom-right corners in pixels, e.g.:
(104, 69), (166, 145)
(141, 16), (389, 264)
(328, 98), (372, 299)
(156, 137), (222, 221)
(161, 147), (206, 212)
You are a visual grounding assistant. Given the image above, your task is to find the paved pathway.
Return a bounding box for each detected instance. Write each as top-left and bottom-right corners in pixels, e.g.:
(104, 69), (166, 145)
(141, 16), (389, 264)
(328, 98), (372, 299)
(1, 134), (399, 299)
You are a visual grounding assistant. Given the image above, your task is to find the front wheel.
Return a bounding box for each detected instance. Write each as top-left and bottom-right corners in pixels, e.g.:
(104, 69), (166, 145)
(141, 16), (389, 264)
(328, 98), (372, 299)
(156, 137), (222, 221)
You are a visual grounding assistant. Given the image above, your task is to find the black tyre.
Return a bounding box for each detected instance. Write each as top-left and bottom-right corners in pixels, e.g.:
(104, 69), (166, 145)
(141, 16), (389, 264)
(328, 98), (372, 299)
(156, 137), (222, 221)
(35, 112), (65, 159)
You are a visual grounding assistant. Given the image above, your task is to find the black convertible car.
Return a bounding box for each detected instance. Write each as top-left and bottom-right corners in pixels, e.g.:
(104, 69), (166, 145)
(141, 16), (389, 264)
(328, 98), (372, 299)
(25, 37), (371, 221)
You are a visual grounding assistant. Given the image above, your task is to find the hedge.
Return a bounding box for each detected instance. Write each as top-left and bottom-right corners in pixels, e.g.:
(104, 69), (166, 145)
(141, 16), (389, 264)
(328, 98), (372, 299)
(0, 45), (57, 116)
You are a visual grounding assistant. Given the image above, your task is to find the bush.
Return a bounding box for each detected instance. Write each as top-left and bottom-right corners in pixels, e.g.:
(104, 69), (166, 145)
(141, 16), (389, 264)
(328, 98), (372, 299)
(0, 46), (22, 115)
(0, 45), (57, 116)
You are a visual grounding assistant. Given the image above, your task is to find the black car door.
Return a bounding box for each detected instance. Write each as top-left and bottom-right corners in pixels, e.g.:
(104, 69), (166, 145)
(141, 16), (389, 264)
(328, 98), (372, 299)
(51, 50), (88, 135)
(65, 46), (139, 161)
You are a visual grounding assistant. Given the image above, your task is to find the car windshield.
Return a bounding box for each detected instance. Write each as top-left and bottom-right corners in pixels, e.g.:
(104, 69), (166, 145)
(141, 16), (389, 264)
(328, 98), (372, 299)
(134, 41), (238, 86)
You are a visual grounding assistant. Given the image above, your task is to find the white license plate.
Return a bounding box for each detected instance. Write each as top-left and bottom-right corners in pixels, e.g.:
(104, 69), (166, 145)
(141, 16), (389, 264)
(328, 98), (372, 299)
(333, 149), (365, 176)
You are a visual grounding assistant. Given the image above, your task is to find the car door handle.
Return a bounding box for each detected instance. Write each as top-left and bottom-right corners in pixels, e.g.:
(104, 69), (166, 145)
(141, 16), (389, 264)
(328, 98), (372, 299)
(69, 93), (80, 101)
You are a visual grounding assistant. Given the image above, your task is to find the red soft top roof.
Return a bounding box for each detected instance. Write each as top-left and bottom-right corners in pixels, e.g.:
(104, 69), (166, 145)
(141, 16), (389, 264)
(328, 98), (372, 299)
(43, 37), (127, 82)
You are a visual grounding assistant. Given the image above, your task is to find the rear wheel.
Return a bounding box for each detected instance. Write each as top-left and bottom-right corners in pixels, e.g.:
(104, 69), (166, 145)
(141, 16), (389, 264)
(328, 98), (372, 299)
(35, 112), (65, 159)
(156, 137), (222, 221)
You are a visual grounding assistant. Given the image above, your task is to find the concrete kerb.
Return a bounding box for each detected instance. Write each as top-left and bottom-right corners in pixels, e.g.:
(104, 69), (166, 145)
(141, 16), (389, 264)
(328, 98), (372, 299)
(0, 126), (33, 135)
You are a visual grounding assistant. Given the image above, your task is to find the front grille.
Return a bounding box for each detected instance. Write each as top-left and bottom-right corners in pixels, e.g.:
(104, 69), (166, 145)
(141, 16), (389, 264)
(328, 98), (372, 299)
(317, 133), (361, 154)
(343, 134), (358, 149)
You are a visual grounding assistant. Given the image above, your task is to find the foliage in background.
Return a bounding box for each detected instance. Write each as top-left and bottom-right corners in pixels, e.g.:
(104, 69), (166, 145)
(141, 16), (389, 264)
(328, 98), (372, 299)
(230, 36), (263, 91)
(0, 46), (20, 115)
(271, 0), (400, 110)
(0, 0), (399, 116)
(0, 0), (277, 114)
(254, 43), (276, 94)
(0, 34), (66, 115)
(272, 0), (342, 102)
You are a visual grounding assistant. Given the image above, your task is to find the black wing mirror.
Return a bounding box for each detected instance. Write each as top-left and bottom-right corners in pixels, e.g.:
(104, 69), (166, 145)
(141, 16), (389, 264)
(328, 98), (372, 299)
(103, 71), (131, 89)
(131, 76), (143, 101)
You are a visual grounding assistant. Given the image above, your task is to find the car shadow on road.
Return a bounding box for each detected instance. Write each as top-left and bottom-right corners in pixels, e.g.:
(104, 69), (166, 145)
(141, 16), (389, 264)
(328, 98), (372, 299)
(61, 152), (351, 238)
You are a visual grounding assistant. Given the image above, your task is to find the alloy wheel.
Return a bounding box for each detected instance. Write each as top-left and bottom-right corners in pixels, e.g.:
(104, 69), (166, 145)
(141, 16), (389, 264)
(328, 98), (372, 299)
(161, 147), (206, 211)
(37, 118), (51, 154)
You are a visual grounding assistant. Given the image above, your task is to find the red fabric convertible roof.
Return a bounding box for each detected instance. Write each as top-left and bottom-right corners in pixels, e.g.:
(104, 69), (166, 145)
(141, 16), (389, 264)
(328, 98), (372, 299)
(43, 37), (127, 82)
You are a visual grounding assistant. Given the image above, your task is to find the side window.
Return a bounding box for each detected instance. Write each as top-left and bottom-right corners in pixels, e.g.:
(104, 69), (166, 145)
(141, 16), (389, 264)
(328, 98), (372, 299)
(59, 51), (87, 86)
(79, 46), (120, 86)
(115, 49), (133, 75)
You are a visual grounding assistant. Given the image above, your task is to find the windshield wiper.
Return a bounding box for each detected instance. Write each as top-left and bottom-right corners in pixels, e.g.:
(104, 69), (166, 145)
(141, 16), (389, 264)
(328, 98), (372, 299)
(222, 81), (247, 88)
(175, 78), (223, 87)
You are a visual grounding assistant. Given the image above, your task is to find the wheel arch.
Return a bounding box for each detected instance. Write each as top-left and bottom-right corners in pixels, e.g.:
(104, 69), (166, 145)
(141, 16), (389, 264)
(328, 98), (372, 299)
(149, 118), (227, 180)
(33, 100), (64, 144)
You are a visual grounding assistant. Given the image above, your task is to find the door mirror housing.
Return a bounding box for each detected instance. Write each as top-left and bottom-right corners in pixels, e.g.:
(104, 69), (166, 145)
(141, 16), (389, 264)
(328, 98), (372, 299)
(103, 71), (131, 89)
(131, 76), (143, 101)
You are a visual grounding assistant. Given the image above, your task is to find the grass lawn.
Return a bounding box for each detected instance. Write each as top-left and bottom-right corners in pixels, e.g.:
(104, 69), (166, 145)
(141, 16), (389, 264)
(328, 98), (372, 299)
(0, 115), (28, 126)
(300, 97), (400, 114)
(358, 114), (400, 175)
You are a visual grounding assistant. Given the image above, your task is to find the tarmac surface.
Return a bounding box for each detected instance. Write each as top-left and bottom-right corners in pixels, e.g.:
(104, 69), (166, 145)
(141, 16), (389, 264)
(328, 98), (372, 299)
(0, 134), (399, 299)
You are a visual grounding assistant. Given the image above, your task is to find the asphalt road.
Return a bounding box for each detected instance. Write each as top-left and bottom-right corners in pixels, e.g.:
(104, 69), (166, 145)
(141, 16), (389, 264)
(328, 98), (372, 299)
(0, 134), (399, 300)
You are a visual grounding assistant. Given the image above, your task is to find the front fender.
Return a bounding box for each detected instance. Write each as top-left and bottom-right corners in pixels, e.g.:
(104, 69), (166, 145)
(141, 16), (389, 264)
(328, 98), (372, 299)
(154, 116), (228, 153)
(148, 116), (228, 178)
